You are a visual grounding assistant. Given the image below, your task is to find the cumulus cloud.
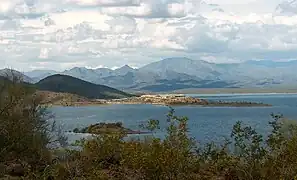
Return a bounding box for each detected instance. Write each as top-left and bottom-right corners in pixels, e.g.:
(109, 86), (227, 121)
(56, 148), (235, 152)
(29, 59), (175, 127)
(1, 0), (297, 71)
(100, 0), (188, 18)
(65, 0), (141, 7)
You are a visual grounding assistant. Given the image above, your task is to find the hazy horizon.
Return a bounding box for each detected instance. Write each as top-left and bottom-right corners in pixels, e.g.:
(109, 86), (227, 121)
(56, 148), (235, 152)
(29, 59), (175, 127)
(3, 57), (297, 73)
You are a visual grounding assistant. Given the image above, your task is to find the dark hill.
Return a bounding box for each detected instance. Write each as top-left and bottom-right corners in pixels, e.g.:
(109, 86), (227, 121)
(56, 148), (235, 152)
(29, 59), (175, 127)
(0, 76), (34, 89)
(36, 74), (133, 99)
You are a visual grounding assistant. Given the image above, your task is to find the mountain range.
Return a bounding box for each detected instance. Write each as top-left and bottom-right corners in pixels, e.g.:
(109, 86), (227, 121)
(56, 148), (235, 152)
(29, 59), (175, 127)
(9, 57), (297, 92)
(0, 70), (132, 99)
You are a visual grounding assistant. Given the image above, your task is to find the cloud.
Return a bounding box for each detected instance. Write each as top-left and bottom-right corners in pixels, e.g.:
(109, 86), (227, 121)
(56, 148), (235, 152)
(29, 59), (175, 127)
(100, 0), (188, 18)
(1, 0), (297, 71)
(65, 0), (141, 7)
(275, 0), (297, 15)
(106, 16), (136, 33)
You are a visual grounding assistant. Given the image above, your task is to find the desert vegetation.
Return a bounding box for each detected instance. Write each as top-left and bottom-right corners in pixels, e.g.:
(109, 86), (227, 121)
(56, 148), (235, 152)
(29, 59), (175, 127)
(2, 71), (297, 180)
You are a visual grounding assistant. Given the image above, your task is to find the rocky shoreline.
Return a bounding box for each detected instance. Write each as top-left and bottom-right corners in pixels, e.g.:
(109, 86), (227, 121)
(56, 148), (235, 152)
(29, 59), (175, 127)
(98, 94), (271, 107)
(41, 92), (271, 107)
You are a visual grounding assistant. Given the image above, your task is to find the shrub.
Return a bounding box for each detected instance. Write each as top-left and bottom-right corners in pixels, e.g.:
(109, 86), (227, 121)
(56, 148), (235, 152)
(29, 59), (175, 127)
(27, 107), (297, 180)
(2, 71), (297, 179)
(0, 71), (66, 178)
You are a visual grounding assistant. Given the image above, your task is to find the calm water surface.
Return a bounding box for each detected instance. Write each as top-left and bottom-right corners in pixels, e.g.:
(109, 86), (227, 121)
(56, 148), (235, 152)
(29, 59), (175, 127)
(51, 93), (297, 144)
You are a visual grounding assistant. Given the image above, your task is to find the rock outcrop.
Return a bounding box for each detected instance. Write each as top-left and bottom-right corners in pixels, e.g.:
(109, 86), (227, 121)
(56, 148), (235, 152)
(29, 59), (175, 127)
(73, 122), (148, 135)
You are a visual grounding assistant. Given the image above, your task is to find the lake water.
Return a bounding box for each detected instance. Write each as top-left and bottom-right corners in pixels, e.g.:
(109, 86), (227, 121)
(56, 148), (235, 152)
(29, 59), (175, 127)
(51, 93), (297, 144)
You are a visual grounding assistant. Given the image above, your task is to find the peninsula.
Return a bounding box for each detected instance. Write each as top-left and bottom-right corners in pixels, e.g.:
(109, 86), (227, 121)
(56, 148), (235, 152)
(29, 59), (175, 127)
(101, 94), (271, 107)
(41, 92), (271, 107)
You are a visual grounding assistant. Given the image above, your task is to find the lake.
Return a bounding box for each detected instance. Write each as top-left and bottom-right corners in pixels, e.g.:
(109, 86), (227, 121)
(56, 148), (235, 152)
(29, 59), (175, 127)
(51, 93), (297, 144)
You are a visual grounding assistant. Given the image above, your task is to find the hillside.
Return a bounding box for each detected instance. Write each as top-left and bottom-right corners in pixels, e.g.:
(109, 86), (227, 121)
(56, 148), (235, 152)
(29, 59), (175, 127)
(36, 74), (133, 99)
(139, 57), (221, 80)
(0, 68), (33, 83)
(0, 75), (36, 94)
(35, 91), (103, 106)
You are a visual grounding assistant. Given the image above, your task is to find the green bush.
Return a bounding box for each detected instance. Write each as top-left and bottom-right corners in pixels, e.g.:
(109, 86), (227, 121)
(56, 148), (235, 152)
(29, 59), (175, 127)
(0, 71), (66, 179)
(2, 72), (297, 179)
(40, 108), (297, 180)
(0, 75), (49, 165)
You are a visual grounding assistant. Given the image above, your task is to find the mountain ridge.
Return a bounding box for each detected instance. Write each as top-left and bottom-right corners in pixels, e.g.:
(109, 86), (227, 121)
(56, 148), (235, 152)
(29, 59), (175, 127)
(12, 57), (297, 92)
(36, 74), (133, 99)
(0, 71), (133, 99)
(0, 68), (34, 83)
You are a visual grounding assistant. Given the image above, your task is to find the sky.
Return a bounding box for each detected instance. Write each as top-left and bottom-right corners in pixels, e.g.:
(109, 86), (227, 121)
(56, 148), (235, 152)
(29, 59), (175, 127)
(1, 0), (297, 71)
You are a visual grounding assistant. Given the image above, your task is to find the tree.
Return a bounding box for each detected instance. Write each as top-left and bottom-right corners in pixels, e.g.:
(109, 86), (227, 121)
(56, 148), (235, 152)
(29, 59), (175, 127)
(0, 70), (66, 177)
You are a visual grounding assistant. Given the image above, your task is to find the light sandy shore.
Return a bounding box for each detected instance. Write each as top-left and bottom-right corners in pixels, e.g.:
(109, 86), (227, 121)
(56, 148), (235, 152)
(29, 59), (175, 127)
(48, 96), (272, 107)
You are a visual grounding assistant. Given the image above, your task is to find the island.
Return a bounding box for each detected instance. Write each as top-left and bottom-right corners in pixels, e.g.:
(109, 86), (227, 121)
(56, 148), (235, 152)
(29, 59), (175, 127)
(72, 122), (149, 135)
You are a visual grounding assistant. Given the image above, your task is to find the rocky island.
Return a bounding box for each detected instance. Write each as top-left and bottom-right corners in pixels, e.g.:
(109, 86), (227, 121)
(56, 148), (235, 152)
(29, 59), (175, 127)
(72, 122), (149, 135)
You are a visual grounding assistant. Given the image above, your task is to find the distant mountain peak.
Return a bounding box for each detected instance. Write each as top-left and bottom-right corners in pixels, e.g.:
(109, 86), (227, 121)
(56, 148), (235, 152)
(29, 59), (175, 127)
(161, 57), (210, 63)
(95, 67), (111, 70)
(119, 64), (134, 69)
(0, 68), (33, 83)
(162, 57), (192, 61)
(114, 65), (135, 76)
(69, 67), (89, 71)
(140, 57), (218, 79)
(65, 67), (96, 75)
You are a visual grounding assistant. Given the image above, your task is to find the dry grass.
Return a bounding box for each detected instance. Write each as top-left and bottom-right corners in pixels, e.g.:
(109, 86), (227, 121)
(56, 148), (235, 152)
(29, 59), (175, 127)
(36, 91), (91, 106)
